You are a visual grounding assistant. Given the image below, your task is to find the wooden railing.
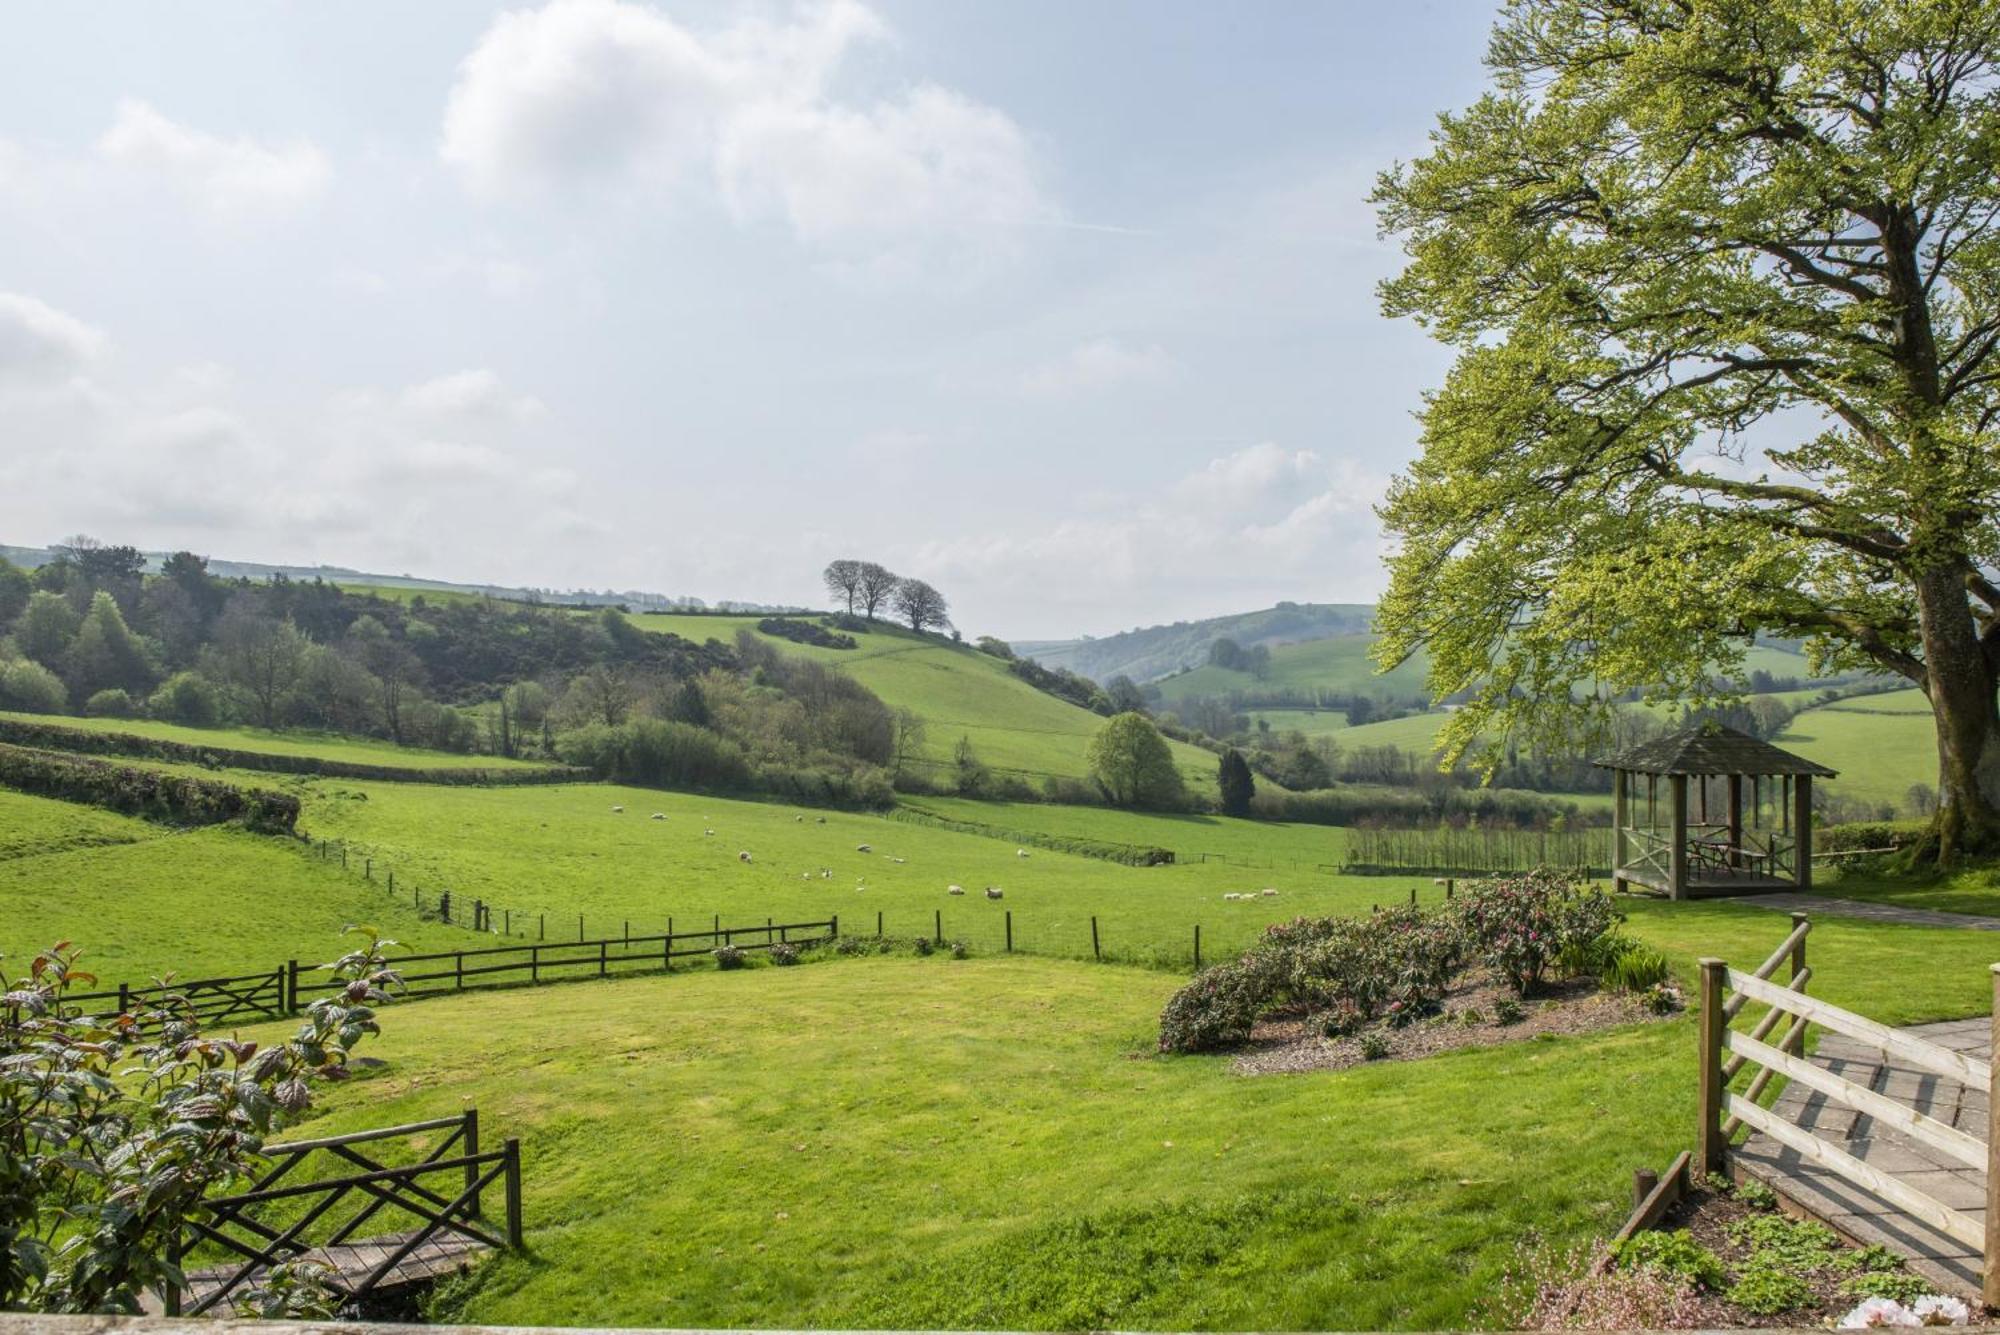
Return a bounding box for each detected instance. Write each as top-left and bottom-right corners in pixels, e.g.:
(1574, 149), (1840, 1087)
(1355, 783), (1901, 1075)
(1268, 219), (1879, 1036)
(1697, 921), (2000, 1303)
(63, 969), (289, 1029)
(171, 1110), (521, 1316)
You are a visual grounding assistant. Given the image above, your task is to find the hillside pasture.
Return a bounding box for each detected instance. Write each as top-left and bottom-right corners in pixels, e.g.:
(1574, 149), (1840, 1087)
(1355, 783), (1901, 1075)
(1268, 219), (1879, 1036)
(0, 787), (161, 862)
(1153, 632), (1431, 705)
(0, 711), (552, 772)
(633, 615), (1226, 795)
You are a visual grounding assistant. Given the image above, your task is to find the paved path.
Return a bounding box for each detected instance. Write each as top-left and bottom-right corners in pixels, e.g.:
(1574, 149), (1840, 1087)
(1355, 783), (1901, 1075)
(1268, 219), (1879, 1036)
(1743, 892), (2000, 932)
(1734, 1018), (1990, 1298)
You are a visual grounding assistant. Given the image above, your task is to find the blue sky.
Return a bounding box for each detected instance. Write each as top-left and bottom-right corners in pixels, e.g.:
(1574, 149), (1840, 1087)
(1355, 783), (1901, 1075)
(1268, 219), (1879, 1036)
(0, 0), (1494, 638)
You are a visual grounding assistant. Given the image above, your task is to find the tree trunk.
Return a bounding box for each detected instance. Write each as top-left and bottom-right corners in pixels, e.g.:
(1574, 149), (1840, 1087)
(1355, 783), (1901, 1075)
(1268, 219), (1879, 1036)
(1915, 567), (2000, 864)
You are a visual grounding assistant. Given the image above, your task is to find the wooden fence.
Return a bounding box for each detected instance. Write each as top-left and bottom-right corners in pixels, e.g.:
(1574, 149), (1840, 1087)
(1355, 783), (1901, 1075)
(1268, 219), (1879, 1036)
(1340, 824), (1612, 876)
(171, 1110), (520, 1316)
(1696, 917), (2000, 1304)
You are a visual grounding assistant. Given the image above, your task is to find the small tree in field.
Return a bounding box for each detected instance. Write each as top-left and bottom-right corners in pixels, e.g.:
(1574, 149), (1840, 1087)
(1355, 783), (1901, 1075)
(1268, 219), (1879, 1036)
(822, 560), (863, 615)
(891, 578), (949, 633)
(0, 932), (400, 1316)
(1374, 0), (2000, 864)
(1218, 748), (1256, 817)
(1088, 712), (1186, 810)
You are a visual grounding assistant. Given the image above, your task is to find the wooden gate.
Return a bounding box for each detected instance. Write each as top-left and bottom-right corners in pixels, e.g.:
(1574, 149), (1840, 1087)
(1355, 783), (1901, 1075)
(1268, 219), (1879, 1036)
(171, 1110), (522, 1316)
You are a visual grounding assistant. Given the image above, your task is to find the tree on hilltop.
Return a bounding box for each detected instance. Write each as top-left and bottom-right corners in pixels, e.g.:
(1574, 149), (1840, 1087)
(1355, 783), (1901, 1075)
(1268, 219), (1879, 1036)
(855, 563), (899, 621)
(822, 559), (864, 615)
(1374, 0), (2000, 862)
(892, 577), (950, 633)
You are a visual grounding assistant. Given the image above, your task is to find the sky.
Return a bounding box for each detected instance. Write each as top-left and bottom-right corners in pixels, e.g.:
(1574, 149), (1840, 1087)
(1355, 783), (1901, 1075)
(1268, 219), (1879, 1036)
(0, 0), (1496, 640)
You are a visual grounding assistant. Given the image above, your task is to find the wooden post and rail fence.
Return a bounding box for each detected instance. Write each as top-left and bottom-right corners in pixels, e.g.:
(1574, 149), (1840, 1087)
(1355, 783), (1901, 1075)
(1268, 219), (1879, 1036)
(1694, 914), (2000, 1306)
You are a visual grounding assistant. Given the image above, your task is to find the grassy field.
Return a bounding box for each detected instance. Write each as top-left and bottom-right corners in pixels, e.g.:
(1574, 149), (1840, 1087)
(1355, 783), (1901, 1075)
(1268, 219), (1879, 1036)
(1777, 689), (1936, 809)
(0, 791), (482, 981)
(632, 615), (1227, 795)
(241, 894), (2000, 1333)
(0, 711), (553, 771)
(1153, 632), (1431, 705)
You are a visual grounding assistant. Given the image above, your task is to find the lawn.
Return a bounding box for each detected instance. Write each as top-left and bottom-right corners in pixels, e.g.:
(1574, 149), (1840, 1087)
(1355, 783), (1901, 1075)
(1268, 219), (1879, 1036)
(0, 711), (554, 772)
(248, 896), (1999, 1333)
(1776, 691), (1936, 809)
(0, 793), (484, 982)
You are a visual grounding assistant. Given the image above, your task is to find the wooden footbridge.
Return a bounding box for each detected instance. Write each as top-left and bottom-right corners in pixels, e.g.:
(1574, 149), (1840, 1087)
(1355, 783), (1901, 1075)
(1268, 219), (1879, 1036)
(167, 1110), (522, 1316)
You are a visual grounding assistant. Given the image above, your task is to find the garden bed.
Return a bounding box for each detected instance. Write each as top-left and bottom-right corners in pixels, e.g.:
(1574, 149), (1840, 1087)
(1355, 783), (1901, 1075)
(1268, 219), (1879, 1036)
(1231, 965), (1668, 1075)
(1523, 1177), (1974, 1329)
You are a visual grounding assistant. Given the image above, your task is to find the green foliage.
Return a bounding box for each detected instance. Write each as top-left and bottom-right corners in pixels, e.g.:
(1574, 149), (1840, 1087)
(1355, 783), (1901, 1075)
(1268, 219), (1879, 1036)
(1725, 1265), (1812, 1317)
(713, 945), (747, 970)
(147, 670), (226, 727)
(0, 557), (29, 627)
(769, 942), (801, 966)
(1838, 1270), (1933, 1305)
(1726, 1214), (1843, 1271)
(1613, 1229), (1725, 1291)
(82, 688), (136, 718)
(1358, 1031), (1391, 1060)
(558, 718), (752, 791)
(1604, 944), (1671, 993)
(0, 934), (398, 1314)
(1733, 1177), (1778, 1211)
(1370, 0), (2000, 848)
(0, 742), (299, 833)
(1493, 998), (1524, 1025)
(13, 592), (78, 673)
(1156, 958), (1271, 1053)
(1217, 748), (1255, 818)
(1457, 870), (1617, 995)
(69, 591), (154, 700)
(1087, 713), (1187, 810)
(0, 659), (67, 714)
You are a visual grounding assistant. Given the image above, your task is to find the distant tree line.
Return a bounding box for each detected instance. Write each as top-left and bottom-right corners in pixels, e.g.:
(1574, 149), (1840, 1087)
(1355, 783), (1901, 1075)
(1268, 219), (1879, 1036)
(821, 560), (951, 634)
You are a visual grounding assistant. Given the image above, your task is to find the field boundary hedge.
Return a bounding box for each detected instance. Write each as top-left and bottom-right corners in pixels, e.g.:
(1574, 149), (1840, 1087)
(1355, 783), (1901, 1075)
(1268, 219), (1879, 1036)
(0, 743), (299, 833)
(888, 803), (1176, 865)
(0, 717), (590, 786)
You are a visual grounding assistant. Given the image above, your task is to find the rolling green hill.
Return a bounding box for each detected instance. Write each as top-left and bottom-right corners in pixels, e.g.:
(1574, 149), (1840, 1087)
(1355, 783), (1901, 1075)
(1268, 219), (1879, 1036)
(1154, 633), (1432, 706)
(633, 614), (1228, 795)
(0, 711), (556, 772)
(1017, 603), (1376, 684)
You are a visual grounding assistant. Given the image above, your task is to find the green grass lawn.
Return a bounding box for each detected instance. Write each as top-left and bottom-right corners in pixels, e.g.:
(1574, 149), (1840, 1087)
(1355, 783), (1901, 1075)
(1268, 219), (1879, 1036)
(631, 616), (1227, 794)
(910, 795), (1348, 867)
(0, 788), (162, 862)
(0, 793), (484, 981)
(245, 895), (1999, 1333)
(1805, 860), (2000, 922)
(0, 711), (553, 771)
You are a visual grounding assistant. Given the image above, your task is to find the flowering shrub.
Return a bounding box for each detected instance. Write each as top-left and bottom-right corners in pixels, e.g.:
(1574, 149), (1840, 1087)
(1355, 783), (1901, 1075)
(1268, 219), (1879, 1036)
(713, 945), (747, 970)
(769, 942), (801, 966)
(1157, 958), (1273, 1053)
(1456, 869), (1616, 995)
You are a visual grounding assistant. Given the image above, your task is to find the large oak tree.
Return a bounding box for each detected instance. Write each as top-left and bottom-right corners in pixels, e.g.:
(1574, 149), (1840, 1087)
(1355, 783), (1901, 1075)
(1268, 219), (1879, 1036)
(1373, 0), (2000, 862)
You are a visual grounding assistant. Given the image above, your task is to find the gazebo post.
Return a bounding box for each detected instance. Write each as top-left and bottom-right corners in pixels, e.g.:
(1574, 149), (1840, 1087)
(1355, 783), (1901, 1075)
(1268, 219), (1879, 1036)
(1669, 773), (1690, 900)
(1612, 768), (1629, 893)
(1727, 773), (1743, 870)
(1794, 774), (1813, 891)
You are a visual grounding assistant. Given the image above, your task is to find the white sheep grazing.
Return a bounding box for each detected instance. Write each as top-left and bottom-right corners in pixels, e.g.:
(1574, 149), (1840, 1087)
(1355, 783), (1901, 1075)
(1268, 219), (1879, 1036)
(1223, 893), (1239, 901)
(795, 815), (805, 823)
(611, 805), (624, 813)
(705, 828), (716, 837)
(815, 816), (826, 824)
(889, 856), (906, 864)
(1016, 849), (1030, 858)
(651, 812), (666, 821)
(1262, 888), (1278, 897)
(738, 850), (753, 863)
(985, 887), (1004, 900)
(947, 884), (965, 896)
(821, 868), (832, 879)
(856, 843), (872, 853)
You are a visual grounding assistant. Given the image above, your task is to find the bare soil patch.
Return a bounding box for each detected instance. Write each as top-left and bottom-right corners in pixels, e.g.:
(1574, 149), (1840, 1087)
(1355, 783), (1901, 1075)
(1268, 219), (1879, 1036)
(1231, 966), (1669, 1076)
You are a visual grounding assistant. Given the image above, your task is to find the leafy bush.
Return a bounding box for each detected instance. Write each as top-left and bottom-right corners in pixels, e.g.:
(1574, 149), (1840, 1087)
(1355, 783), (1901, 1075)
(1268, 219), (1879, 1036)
(1837, 1270), (1931, 1304)
(1494, 997), (1525, 1025)
(1613, 1229), (1726, 1290)
(712, 945), (747, 970)
(769, 942), (801, 966)
(1642, 983), (1683, 1014)
(0, 658), (66, 714)
(1726, 1265), (1812, 1316)
(83, 688), (137, 718)
(1605, 944), (1671, 992)
(1358, 1032), (1391, 1060)
(148, 670), (225, 726)
(834, 936), (873, 957)
(948, 939), (969, 960)
(0, 742), (298, 832)
(756, 617), (857, 650)
(911, 936), (934, 956)
(558, 718), (752, 790)
(1456, 869), (1617, 995)
(1819, 819), (1927, 855)
(1157, 958), (1274, 1053)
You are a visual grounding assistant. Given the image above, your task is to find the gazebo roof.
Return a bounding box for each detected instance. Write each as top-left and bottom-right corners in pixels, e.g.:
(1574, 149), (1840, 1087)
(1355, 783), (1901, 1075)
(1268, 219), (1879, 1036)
(1593, 723), (1837, 778)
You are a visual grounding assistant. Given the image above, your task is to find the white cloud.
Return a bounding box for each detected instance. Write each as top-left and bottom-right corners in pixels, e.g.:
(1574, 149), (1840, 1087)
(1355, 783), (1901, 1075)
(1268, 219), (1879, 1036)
(399, 368), (547, 422)
(440, 0), (1048, 253)
(1021, 337), (1173, 397)
(0, 292), (106, 386)
(95, 99), (330, 217)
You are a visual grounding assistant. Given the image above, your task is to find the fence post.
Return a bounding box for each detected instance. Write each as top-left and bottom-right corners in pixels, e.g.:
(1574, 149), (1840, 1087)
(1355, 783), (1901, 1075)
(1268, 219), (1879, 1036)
(286, 959), (300, 1014)
(539, 913), (545, 941)
(118, 981), (131, 1015)
(388, 870), (394, 896)
(440, 891), (452, 924)
(1698, 958), (1726, 1173)
(767, 917), (774, 944)
(876, 910), (883, 937)
(365, 858), (372, 880)
(505, 909), (511, 937)
(456, 952), (465, 992)
(578, 913), (584, 942)
(624, 920), (630, 944)
(1785, 913), (1809, 1056)
(465, 1108), (483, 1219)
(935, 909), (942, 944)
(164, 1233), (183, 1316)
(1005, 910), (1013, 953)
(1410, 887), (1417, 906)
(341, 845), (347, 870)
(1091, 916), (1100, 962)
(504, 1138), (525, 1249)
(599, 940), (608, 977)
(531, 944), (540, 985)
(1986, 964), (2000, 1309)
(830, 914), (839, 940)
(1194, 924), (1202, 971)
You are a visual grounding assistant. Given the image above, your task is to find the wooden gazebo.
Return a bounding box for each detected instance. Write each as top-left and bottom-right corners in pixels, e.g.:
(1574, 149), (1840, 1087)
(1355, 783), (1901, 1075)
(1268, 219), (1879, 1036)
(1595, 724), (1836, 899)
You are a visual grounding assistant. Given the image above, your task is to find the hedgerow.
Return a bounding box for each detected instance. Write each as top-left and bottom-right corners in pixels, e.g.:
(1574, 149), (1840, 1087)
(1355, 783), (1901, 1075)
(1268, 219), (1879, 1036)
(0, 742), (299, 832)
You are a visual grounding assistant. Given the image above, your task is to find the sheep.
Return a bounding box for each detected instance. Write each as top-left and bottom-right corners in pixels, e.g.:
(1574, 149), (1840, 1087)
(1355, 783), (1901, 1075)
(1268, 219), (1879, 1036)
(815, 816), (826, 824)
(795, 815), (805, 823)
(888, 856), (906, 864)
(1223, 893), (1240, 901)
(1016, 849), (1030, 858)
(985, 887), (1004, 900)
(705, 828), (716, 837)
(947, 884), (966, 896)
(611, 805), (624, 813)
(856, 843), (872, 853)
(1262, 888), (1278, 897)
(738, 850), (753, 863)
(820, 868), (832, 879)
(650, 812), (666, 821)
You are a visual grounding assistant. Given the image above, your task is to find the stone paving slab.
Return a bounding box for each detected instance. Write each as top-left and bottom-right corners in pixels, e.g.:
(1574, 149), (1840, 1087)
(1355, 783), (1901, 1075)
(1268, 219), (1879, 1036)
(1736, 1019), (1992, 1300)
(1745, 893), (2000, 931)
